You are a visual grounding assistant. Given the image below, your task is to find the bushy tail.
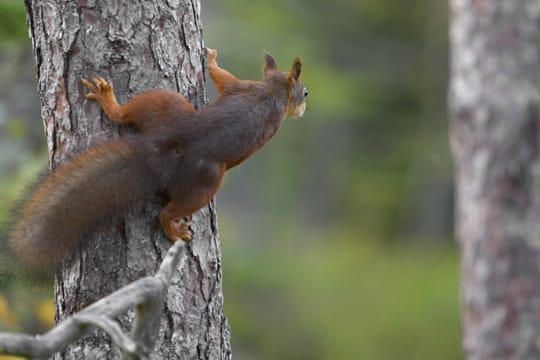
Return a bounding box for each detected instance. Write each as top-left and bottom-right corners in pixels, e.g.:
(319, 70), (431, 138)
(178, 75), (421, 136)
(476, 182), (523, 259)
(9, 138), (160, 268)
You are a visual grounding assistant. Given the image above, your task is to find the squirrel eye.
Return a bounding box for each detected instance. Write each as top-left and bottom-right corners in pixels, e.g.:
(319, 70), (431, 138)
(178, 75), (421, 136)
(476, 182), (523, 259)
(303, 87), (309, 98)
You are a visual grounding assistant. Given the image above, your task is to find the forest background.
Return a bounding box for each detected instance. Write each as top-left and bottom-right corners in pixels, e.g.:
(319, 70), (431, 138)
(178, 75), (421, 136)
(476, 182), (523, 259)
(0, 1), (456, 359)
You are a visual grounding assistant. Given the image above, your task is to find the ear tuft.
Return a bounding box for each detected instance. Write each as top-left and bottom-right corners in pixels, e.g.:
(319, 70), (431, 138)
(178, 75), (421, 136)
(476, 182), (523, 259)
(264, 52), (278, 72)
(290, 57), (302, 81)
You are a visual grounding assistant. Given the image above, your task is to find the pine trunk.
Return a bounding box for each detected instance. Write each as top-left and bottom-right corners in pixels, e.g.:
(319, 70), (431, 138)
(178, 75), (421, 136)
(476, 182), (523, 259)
(24, 0), (231, 358)
(450, 0), (540, 358)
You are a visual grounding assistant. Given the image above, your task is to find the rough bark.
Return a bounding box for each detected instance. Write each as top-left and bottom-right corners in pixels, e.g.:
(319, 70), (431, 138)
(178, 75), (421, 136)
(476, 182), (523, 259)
(24, 0), (231, 358)
(450, 0), (540, 358)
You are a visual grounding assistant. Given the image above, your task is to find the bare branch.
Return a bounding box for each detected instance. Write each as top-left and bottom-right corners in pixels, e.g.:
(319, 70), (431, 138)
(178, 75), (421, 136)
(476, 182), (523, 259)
(127, 241), (187, 359)
(156, 240), (187, 286)
(0, 240), (188, 358)
(77, 315), (137, 354)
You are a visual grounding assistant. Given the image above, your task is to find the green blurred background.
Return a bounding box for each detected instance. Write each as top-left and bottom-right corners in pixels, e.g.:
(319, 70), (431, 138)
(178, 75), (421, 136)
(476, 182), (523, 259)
(0, 0), (459, 359)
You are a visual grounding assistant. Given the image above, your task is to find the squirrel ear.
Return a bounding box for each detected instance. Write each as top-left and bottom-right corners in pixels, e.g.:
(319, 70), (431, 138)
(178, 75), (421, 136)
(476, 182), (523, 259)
(264, 52), (278, 73)
(289, 57), (302, 81)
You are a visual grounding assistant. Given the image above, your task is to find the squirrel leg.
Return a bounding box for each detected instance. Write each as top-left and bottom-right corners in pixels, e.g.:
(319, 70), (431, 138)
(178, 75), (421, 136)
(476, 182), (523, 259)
(159, 201), (193, 242)
(83, 78), (196, 132)
(207, 48), (250, 95)
(159, 163), (225, 242)
(82, 77), (127, 124)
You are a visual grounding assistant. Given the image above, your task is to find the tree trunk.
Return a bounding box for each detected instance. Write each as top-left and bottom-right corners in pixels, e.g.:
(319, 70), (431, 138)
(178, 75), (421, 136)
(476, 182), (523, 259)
(450, 0), (540, 358)
(24, 1), (231, 358)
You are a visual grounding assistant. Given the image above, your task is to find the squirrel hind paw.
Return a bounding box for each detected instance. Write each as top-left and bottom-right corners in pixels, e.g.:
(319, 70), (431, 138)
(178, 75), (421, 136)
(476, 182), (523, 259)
(170, 219), (193, 242)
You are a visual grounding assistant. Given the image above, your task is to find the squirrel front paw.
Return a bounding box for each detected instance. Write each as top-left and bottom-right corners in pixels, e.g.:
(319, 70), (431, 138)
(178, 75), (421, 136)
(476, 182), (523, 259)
(81, 77), (114, 102)
(207, 48), (217, 62)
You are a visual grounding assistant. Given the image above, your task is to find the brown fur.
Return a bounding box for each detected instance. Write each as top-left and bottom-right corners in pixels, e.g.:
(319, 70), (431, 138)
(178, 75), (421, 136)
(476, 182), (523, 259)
(10, 139), (161, 267)
(9, 48), (308, 267)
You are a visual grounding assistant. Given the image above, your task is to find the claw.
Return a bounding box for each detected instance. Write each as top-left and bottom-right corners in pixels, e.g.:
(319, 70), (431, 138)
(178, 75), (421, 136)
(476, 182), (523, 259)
(82, 77), (114, 102)
(171, 219), (192, 242)
(81, 77), (98, 93)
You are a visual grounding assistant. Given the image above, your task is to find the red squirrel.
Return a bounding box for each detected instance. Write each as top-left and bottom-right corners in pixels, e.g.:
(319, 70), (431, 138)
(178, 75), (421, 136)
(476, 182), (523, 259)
(9, 49), (308, 267)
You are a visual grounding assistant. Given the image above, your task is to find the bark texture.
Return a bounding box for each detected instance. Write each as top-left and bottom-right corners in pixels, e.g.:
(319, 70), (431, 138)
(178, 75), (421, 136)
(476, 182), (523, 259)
(24, 0), (231, 358)
(450, 1), (540, 358)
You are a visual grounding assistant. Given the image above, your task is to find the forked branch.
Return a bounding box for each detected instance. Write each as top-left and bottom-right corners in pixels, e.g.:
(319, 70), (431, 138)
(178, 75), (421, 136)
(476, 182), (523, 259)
(0, 240), (188, 359)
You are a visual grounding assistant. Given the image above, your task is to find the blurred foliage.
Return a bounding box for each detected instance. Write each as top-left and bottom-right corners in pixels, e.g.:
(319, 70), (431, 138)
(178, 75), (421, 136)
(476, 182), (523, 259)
(0, 0), (458, 359)
(0, 0), (27, 43)
(0, 295), (18, 329)
(0, 0), (51, 338)
(221, 226), (459, 360)
(205, 0), (455, 358)
(203, 0), (451, 244)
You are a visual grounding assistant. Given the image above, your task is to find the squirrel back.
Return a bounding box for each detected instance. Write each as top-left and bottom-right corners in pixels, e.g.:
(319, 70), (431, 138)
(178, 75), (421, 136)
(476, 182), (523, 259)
(9, 138), (161, 267)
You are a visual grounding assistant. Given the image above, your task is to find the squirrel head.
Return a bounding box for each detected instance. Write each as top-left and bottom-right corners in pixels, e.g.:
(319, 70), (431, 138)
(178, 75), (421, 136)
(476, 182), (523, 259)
(263, 53), (308, 118)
